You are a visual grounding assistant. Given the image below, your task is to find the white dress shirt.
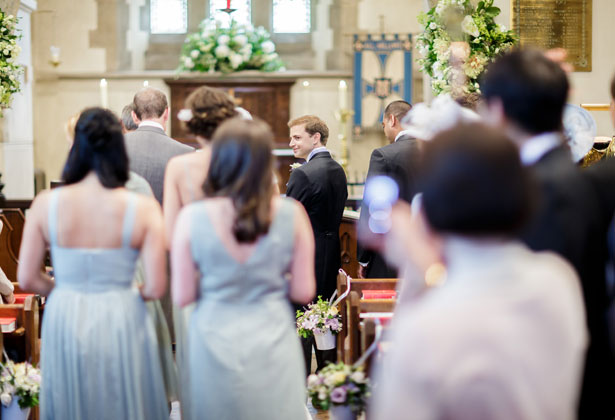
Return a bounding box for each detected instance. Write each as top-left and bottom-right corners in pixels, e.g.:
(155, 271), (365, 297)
(371, 238), (587, 420)
(307, 146), (328, 162)
(138, 120), (165, 131)
(394, 129), (415, 142)
(519, 132), (563, 166)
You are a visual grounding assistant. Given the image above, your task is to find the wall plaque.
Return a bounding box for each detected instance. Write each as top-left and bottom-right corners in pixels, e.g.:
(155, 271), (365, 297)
(512, 0), (592, 71)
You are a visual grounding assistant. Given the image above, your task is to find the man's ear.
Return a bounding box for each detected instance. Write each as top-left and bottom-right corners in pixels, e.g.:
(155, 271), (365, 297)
(131, 110), (140, 125)
(162, 107), (170, 122)
(312, 132), (321, 146)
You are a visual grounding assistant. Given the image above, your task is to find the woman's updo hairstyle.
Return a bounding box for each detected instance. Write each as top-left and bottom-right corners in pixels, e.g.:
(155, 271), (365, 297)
(184, 86), (238, 140)
(204, 118), (275, 243)
(62, 107), (129, 188)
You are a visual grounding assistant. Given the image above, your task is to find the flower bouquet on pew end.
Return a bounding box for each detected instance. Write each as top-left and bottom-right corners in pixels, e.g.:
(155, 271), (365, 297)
(296, 296), (342, 350)
(0, 359), (40, 420)
(307, 363), (370, 420)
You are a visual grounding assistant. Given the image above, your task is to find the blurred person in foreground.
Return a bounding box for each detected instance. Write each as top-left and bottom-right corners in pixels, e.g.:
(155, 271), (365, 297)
(369, 123), (587, 420)
(480, 48), (615, 418)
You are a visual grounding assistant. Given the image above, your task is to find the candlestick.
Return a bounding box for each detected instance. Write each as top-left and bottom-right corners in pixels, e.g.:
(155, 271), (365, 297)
(100, 78), (108, 109)
(338, 80), (348, 110)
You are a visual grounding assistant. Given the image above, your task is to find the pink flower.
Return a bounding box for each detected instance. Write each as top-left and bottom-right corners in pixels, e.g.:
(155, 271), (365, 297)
(330, 386), (347, 404)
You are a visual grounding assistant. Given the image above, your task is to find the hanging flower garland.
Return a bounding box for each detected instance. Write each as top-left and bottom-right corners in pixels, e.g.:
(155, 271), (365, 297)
(178, 18), (285, 74)
(0, 10), (22, 112)
(417, 0), (517, 96)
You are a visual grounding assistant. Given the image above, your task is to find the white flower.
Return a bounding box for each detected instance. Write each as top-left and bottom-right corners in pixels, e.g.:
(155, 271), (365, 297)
(429, 22), (437, 30)
(190, 49), (199, 59)
(499, 24), (507, 32)
(350, 371), (365, 383)
(261, 40), (275, 54)
(200, 43), (213, 52)
(432, 61), (444, 79)
(0, 393), (12, 407)
(215, 44), (231, 58)
(461, 15), (480, 37)
(307, 374), (320, 388)
(318, 390), (327, 401)
(265, 53), (278, 62)
(177, 109), (193, 121)
(3, 49), (8, 55)
(183, 57), (195, 68)
(217, 34), (230, 45)
(229, 53), (243, 69)
(233, 34), (248, 46)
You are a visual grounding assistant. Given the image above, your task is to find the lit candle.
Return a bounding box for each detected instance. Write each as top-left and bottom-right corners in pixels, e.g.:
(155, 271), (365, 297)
(49, 46), (60, 64)
(100, 78), (108, 109)
(302, 80), (310, 114)
(143, 80), (149, 87)
(338, 80), (348, 110)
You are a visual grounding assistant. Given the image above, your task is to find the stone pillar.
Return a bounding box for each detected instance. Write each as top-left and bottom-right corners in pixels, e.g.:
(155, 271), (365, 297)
(0, 0), (37, 199)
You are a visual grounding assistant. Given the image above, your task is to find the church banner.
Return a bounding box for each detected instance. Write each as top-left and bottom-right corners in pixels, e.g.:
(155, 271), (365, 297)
(352, 33), (413, 134)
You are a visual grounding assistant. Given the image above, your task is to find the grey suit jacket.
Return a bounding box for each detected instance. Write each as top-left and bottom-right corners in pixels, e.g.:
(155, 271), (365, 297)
(124, 125), (194, 204)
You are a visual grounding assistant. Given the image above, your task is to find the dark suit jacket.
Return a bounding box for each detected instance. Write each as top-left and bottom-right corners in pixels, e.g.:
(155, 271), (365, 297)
(124, 125), (194, 204)
(286, 151), (348, 301)
(522, 145), (615, 419)
(358, 135), (422, 278)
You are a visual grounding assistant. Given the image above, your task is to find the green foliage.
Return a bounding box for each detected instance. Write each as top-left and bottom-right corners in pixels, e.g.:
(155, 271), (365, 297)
(416, 0), (517, 96)
(178, 19), (285, 74)
(0, 360), (41, 409)
(0, 10), (22, 113)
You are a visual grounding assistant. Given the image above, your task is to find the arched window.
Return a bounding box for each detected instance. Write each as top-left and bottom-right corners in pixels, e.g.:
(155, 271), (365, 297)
(150, 0), (188, 34)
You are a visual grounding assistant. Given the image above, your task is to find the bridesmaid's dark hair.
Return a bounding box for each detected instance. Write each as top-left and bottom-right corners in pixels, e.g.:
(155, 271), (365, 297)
(62, 107), (129, 188)
(204, 119), (275, 243)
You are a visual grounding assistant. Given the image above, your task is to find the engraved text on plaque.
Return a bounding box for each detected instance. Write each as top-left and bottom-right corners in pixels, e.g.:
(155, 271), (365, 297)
(512, 0), (592, 71)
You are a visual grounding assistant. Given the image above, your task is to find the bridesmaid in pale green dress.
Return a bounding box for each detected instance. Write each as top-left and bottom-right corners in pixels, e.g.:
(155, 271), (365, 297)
(171, 119), (316, 419)
(18, 108), (168, 419)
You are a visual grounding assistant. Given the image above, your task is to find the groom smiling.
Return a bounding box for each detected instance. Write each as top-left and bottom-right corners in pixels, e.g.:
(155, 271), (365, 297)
(286, 115), (348, 375)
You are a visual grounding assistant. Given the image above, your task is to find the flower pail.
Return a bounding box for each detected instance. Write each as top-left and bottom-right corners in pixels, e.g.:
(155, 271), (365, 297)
(329, 404), (356, 420)
(314, 330), (336, 350)
(2, 397), (31, 420)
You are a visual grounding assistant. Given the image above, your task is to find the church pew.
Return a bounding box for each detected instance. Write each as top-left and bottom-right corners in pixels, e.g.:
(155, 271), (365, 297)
(11, 283), (45, 338)
(335, 273), (398, 362)
(0, 208), (25, 259)
(0, 294), (40, 366)
(0, 214), (19, 281)
(345, 290), (396, 365)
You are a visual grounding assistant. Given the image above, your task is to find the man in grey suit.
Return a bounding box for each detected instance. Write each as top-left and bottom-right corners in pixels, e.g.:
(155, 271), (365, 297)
(124, 87), (194, 204)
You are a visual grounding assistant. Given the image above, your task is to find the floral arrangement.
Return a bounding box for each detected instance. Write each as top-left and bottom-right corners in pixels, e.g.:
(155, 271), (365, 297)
(0, 361), (41, 409)
(0, 10), (22, 112)
(296, 296), (342, 338)
(289, 162), (302, 172)
(417, 0), (516, 96)
(307, 363), (370, 414)
(178, 18), (285, 74)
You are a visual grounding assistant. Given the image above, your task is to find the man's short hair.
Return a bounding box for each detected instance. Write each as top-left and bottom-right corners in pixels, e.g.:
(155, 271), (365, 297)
(288, 115), (329, 146)
(133, 87), (168, 120)
(384, 100), (412, 122)
(611, 73), (615, 100)
(480, 48), (569, 135)
(121, 103), (138, 131)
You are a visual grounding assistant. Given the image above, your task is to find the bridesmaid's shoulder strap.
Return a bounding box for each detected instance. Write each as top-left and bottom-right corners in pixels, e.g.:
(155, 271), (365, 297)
(47, 188), (61, 246)
(121, 193), (138, 248)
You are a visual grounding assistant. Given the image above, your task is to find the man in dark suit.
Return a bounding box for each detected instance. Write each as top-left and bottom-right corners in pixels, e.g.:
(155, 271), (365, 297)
(124, 87), (194, 205)
(286, 115), (348, 375)
(358, 100), (421, 278)
(481, 49), (615, 420)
